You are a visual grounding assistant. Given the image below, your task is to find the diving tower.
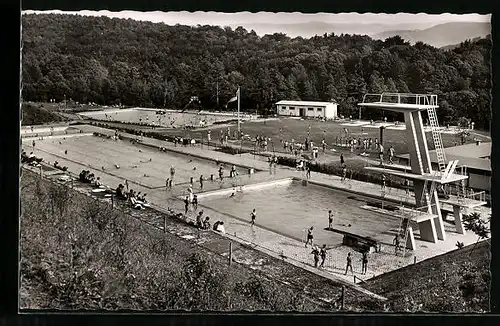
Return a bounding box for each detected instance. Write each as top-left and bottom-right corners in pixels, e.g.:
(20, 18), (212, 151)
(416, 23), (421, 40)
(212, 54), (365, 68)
(358, 93), (487, 250)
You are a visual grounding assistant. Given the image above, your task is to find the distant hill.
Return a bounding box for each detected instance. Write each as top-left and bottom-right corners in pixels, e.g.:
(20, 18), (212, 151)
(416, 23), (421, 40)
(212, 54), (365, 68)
(372, 22), (490, 48)
(440, 36), (483, 51)
(227, 21), (434, 39)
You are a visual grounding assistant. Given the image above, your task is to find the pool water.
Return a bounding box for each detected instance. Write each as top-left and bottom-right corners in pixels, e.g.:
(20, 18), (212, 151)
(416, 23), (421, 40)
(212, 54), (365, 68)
(80, 108), (239, 127)
(200, 181), (401, 246)
(26, 135), (249, 189)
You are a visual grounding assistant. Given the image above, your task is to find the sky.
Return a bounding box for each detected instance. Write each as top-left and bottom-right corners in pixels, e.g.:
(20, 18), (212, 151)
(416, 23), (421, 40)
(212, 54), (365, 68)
(22, 11), (491, 37)
(22, 11), (491, 26)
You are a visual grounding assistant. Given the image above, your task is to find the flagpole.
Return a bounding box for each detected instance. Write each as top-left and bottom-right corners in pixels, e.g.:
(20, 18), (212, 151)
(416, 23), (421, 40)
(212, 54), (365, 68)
(237, 86), (241, 138)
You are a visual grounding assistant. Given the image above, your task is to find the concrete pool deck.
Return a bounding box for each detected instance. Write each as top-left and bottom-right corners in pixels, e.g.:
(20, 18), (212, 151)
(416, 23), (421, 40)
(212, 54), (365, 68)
(22, 124), (490, 285)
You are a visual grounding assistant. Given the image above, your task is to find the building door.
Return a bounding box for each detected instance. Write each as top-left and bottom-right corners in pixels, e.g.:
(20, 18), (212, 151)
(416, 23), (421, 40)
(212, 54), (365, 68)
(299, 108), (305, 117)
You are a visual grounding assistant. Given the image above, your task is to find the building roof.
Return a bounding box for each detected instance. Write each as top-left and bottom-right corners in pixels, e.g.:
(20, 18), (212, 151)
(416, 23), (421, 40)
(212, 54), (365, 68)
(276, 100), (335, 107)
(439, 142), (491, 158)
(396, 142), (491, 172)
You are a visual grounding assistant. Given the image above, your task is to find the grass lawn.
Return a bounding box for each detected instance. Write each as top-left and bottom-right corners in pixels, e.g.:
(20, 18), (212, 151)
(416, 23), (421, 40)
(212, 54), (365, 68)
(95, 116), (489, 158)
(197, 118), (490, 155)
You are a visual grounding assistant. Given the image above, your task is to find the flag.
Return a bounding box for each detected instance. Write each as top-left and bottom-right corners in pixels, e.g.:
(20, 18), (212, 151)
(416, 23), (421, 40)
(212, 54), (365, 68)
(225, 88), (240, 108)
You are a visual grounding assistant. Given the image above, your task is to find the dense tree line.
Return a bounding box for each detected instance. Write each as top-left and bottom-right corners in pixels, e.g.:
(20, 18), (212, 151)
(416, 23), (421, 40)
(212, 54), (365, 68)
(22, 14), (491, 129)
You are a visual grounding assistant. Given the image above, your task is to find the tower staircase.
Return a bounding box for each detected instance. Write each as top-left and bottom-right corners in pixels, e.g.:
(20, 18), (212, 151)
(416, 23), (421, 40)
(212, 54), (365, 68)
(426, 106), (447, 172)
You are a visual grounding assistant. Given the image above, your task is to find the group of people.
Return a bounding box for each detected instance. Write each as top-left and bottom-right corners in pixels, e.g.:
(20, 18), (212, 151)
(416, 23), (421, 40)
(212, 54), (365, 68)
(268, 155), (278, 174)
(336, 136), (380, 153)
(194, 210), (225, 234)
(115, 183), (150, 209)
(79, 170), (98, 184)
(21, 150), (43, 166)
(310, 246), (369, 276)
(184, 191), (198, 214)
(52, 161), (68, 172)
(255, 135), (270, 151)
(281, 136), (320, 157)
(344, 252), (369, 275)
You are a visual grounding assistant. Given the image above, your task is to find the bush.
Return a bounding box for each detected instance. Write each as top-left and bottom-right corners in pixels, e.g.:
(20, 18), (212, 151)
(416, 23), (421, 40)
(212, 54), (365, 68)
(215, 146), (249, 155)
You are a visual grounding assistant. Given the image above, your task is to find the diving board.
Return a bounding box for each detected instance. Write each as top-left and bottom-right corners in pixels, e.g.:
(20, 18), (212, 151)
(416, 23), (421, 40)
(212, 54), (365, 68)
(365, 166), (468, 184)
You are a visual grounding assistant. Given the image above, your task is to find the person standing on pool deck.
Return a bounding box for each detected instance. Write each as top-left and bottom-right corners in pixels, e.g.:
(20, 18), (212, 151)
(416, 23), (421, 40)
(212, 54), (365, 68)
(340, 153), (345, 165)
(388, 145), (395, 164)
(345, 253), (353, 275)
(168, 178), (173, 190)
(218, 166), (224, 181)
(361, 251), (369, 275)
(125, 180), (129, 191)
(306, 165), (311, 179)
(199, 175), (204, 190)
(320, 244), (327, 268)
(305, 226), (314, 247)
(184, 196), (190, 215)
(166, 178), (170, 191)
(381, 174), (387, 192)
(328, 210), (334, 229)
(341, 165), (347, 182)
(192, 194), (198, 211)
(393, 234), (401, 254)
(311, 246), (320, 268)
(170, 166), (175, 181)
(250, 209), (256, 226)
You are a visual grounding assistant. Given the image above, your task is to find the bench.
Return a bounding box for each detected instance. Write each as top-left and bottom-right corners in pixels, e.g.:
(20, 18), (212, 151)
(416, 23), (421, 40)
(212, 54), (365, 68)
(325, 228), (381, 253)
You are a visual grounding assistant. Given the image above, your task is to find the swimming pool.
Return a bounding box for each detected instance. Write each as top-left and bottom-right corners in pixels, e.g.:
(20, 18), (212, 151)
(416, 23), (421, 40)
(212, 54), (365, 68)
(24, 134), (250, 189)
(199, 180), (401, 246)
(79, 108), (245, 128)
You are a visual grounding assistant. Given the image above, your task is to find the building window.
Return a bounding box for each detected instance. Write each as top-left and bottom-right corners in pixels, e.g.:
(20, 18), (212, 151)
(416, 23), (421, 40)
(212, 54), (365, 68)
(289, 107), (295, 111)
(308, 108), (314, 111)
(317, 108), (323, 112)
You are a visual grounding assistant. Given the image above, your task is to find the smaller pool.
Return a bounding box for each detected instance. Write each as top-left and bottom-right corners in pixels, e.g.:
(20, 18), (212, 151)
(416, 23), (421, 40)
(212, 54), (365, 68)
(200, 180), (401, 246)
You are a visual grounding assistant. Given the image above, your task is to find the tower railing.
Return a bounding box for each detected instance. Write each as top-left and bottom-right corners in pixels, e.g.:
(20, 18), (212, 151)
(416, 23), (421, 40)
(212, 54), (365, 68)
(361, 93), (438, 107)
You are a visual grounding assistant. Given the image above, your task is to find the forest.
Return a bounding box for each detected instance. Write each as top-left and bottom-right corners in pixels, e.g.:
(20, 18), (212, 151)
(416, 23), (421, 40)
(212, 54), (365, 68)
(21, 14), (492, 129)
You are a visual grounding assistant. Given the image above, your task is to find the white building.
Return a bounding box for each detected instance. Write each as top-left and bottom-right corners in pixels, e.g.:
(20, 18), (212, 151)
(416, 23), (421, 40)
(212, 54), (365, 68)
(275, 100), (338, 119)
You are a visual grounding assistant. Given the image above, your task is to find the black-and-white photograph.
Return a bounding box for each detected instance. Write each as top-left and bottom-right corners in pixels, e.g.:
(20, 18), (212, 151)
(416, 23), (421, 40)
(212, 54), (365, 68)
(19, 10), (491, 312)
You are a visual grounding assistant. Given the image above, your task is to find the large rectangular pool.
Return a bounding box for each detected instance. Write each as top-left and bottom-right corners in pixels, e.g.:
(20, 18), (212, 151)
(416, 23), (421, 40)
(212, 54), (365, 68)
(23, 135), (250, 189)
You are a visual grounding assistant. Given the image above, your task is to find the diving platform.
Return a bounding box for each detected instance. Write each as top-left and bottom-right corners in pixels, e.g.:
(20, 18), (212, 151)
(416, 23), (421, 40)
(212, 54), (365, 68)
(358, 93), (438, 112)
(440, 195), (488, 235)
(440, 196), (488, 209)
(358, 92), (468, 247)
(365, 166), (468, 184)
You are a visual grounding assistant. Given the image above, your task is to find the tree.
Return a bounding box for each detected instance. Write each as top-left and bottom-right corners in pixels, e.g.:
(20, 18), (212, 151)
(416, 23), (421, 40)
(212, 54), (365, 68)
(21, 13), (492, 131)
(456, 116), (471, 145)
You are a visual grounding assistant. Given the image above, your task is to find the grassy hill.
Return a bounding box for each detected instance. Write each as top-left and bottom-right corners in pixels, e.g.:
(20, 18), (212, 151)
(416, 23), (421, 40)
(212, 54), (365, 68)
(21, 102), (71, 125)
